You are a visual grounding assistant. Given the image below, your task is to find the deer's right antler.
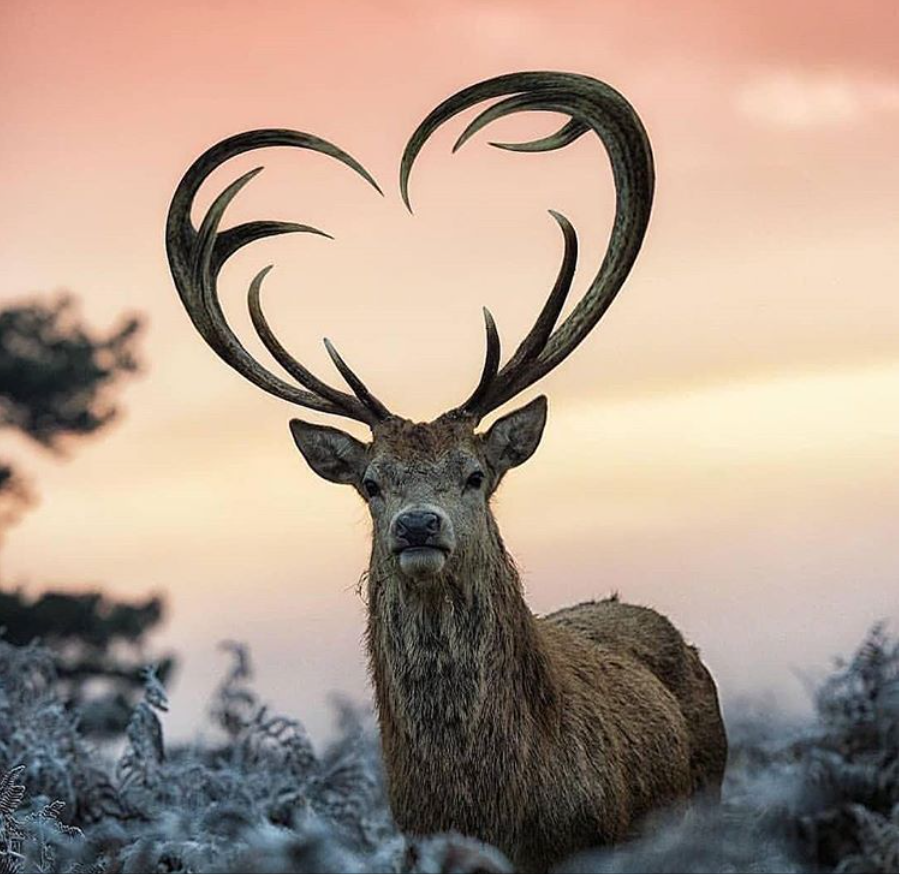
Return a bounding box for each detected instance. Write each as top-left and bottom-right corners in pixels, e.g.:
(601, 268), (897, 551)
(400, 72), (655, 423)
(165, 130), (392, 426)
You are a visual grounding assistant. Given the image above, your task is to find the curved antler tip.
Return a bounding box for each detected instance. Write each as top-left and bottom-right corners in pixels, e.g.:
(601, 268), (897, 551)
(239, 166), (266, 185)
(489, 138), (551, 153)
(453, 122), (486, 154)
(547, 209), (575, 234)
(247, 265), (275, 305)
(482, 306), (500, 348)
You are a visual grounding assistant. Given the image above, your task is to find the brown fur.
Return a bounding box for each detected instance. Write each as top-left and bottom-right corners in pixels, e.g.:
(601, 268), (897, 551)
(348, 414), (728, 871)
(169, 68), (722, 870)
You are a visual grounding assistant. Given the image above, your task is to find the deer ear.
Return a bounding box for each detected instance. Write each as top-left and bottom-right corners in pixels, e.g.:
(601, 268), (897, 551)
(289, 419), (368, 485)
(482, 396), (548, 480)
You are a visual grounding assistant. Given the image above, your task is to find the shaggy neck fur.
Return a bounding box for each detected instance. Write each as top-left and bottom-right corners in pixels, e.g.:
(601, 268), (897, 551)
(365, 515), (556, 751)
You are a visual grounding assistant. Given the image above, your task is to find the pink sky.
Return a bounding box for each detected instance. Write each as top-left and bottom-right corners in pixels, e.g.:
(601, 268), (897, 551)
(0, 1), (896, 739)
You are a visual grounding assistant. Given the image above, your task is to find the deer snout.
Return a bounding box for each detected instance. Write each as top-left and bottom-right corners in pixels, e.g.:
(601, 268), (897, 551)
(394, 511), (441, 546)
(390, 506), (454, 580)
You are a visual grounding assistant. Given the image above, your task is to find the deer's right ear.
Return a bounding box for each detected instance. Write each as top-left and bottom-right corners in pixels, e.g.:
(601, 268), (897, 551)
(289, 419), (368, 485)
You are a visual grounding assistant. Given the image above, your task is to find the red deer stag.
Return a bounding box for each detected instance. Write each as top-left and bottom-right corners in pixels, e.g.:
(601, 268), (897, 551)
(166, 72), (727, 870)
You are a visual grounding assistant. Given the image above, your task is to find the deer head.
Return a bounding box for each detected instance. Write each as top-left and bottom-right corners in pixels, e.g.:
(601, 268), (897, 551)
(165, 71), (653, 592)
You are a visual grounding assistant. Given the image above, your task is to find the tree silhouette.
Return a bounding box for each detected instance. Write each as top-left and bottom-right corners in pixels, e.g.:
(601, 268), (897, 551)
(0, 294), (140, 442)
(0, 293), (173, 737)
(0, 294), (140, 523)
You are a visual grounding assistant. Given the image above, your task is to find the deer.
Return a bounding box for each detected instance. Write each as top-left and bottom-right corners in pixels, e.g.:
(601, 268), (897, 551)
(165, 72), (727, 871)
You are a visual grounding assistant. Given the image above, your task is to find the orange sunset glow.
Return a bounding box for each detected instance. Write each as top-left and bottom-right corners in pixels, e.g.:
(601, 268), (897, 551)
(0, 1), (896, 740)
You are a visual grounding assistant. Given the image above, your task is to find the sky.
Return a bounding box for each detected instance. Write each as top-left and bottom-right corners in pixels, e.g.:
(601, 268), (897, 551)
(0, 0), (896, 741)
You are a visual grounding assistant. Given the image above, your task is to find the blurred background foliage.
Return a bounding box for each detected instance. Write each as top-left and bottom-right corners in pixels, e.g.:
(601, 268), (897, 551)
(0, 294), (173, 739)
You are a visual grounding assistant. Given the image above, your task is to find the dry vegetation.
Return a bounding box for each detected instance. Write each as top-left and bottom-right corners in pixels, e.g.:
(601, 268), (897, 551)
(0, 628), (895, 873)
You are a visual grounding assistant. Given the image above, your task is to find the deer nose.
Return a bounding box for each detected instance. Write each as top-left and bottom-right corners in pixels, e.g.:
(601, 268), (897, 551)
(394, 511), (441, 547)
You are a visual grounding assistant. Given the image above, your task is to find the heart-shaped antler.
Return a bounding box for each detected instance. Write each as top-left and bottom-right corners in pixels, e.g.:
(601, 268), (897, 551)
(401, 71), (655, 423)
(166, 72), (654, 428)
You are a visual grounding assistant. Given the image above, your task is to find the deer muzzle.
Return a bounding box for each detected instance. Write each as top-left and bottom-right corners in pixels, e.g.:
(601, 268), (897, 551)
(390, 506), (455, 580)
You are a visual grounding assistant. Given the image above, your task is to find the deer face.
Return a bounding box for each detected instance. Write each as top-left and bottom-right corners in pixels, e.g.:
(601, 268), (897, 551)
(289, 397), (547, 583)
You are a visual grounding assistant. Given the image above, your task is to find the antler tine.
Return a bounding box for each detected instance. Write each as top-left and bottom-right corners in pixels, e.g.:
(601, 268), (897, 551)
(323, 338), (393, 420)
(458, 307), (501, 414)
(402, 73), (654, 422)
(479, 211), (577, 406)
(166, 128), (391, 426)
(485, 119), (589, 154)
(458, 215), (573, 418)
(245, 266), (366, 410)
(453, 113), (588, 156)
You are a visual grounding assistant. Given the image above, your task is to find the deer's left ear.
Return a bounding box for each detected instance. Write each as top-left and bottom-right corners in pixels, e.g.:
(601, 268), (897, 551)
(289, 419), (368, 485)
(482, 396), (548, 481)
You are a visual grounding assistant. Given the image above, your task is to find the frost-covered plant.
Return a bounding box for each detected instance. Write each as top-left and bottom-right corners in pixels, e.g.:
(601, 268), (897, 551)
(0, 627), (895, 873)
(796, 624), (898, 872)
(0, 765), (26, 874)
(0, 640), (117, 824)
(0, 765), (81, 874)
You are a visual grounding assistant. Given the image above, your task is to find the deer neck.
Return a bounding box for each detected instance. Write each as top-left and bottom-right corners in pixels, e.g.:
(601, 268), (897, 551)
(365, 526), (556, 747)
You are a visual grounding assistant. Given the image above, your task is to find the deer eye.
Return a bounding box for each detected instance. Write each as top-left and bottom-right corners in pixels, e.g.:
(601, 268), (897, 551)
(363, 478), (381, 499)
(466, 470), (485, 490)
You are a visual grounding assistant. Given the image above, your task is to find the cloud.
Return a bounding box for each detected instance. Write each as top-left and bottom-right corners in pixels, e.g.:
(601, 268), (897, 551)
(736, 69), (898, 128)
